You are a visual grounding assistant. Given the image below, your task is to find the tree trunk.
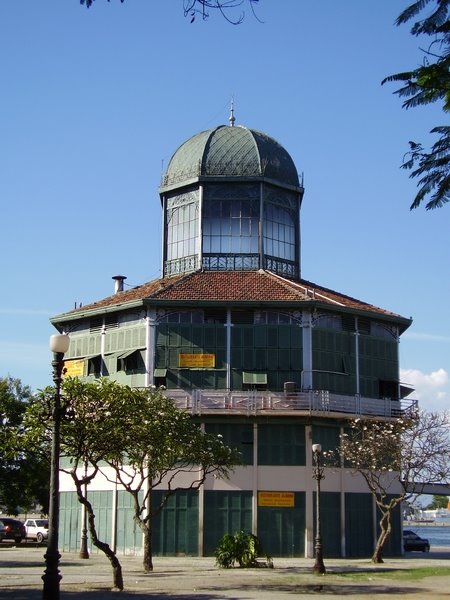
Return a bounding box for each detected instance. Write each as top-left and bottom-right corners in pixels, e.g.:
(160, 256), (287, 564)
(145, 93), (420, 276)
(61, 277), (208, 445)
(142, 491), (153, 572)
(143, 527), (154, 572)
(371, 510), (392, 564)
(88, 518), (124, 591)
(74, 477), (124, 590)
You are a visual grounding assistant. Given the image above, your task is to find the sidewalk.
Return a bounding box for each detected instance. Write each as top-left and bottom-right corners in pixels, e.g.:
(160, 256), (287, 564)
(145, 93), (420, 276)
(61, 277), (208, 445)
(1, 545), (450, 599)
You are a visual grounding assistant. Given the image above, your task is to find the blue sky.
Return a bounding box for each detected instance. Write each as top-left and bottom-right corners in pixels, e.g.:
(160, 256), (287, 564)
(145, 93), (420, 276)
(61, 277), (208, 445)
(1, 0), (449, 412)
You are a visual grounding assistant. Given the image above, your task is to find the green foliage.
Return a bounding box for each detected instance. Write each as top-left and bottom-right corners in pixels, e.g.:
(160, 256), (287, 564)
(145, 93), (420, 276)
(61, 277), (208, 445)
(341, 411), (450, 563)
(383, 0), (450, 209)
(30, 377), (241, 573)
(215, 531), (271, 568)
(56, 378), (241, 479)
(426, 494), (449, 509)
(0, 376), (49, 514)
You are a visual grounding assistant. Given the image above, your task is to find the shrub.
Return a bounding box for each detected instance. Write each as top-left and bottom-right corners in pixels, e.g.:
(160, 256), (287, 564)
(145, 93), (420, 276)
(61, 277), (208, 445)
(215, 531), (272, 568)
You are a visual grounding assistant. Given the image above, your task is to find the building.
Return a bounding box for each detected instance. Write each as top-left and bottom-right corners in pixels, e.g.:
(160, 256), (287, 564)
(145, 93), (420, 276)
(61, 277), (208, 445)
(52, 113), (416, 558)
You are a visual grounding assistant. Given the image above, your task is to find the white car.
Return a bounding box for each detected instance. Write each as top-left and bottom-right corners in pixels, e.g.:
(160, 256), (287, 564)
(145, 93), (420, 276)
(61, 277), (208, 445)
(24, 519), (49, 543)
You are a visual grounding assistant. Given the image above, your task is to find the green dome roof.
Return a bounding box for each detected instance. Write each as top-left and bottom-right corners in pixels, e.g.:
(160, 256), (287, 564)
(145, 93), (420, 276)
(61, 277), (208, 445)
(160, 125), (300, 191)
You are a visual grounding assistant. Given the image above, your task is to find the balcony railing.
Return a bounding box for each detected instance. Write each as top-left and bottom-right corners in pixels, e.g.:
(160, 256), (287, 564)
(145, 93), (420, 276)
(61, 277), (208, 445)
(164, 389), (418, 419)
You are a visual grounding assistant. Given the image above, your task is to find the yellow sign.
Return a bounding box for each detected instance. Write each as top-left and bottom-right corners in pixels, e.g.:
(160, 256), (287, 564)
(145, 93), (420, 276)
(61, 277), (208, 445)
(258, 492), (295, 507)
(179, 353), (215, 368)
(63, 359), (85, 378)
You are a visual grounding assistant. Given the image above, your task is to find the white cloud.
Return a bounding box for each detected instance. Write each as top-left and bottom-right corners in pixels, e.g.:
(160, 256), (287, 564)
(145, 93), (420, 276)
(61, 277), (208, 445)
(400, 368), (450, 412)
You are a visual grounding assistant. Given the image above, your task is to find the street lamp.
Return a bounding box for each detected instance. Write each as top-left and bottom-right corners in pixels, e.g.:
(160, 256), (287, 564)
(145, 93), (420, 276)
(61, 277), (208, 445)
(312, 443), (326, 574)
(79, 460), (90, 559)
(42, 333), (70, 600)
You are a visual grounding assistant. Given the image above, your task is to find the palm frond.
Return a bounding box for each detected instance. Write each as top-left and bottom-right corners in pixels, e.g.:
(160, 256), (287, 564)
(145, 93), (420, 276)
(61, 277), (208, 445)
(396, 0), (433, 26)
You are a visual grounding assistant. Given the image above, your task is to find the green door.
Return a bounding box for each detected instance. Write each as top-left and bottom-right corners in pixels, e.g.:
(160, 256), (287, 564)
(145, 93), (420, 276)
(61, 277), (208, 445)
(203, 491), (253, 555)
(152, 490), (199, 555)
(59, 491), (80, 552)
(116, 490), (143, 555)
(313, 491), (341, 557)
(345, 493), (374, 557)
(257, 492), (305, 557)
(89, 491), (113, 553)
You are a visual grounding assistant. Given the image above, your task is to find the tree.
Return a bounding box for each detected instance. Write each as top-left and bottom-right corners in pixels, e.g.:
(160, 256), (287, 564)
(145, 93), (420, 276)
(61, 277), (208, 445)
(23, 380), (132, 590)
(80, 0), (260, 24)
(426, 494), (449, 509)
(76, 382), (242, 572)
(24, 377), (240, 586)
(340, 411), (450, 563)
(382, 0), (450, 210)
(0, 376), (49, 515)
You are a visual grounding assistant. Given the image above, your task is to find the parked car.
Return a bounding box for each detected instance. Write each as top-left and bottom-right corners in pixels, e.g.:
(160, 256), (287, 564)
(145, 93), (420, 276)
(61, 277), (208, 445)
(24, 518), (49, 543)
(0, 518), (26, 544)
(403, 529), (430, 552)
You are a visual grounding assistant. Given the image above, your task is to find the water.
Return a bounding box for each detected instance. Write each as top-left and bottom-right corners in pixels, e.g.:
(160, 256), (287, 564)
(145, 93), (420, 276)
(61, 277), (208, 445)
(405, 525), (450, 548)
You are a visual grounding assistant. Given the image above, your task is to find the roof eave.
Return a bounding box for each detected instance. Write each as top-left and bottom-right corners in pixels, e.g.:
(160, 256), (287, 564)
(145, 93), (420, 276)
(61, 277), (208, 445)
(50, 299), (146, 325)
(159, 175), (303, 195)
(309, 300), (412, 333)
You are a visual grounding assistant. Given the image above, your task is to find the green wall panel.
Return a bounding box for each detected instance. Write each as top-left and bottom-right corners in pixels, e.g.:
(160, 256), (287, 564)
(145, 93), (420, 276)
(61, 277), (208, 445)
(257, 492), (305, 557)
(205, 422), (254, 465)
(203, 491), (253, 555)
(376, 497), (402, 556)
(89, 491), (113, 553)
(152, 490), (199, 556)
(116, 490), (144, 555)
(59, 491), (80, 552)
(258, 424), (306, 465)
(345, 493), (374, 557)
(231, 322), (303, 391)
(157, 322), (227, 388)
(254, 327), (267, 348)
(312, 329), (356, 396)
(313, 492), (341, 557)
(311, 424), (340, 455)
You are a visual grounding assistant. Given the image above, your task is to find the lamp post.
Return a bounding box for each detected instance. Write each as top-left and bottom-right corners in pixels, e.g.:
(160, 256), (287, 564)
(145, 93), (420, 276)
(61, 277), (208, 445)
(312, 443), (326, 574)
(42, 333), (70, 600)
(79, 460), (89, 559)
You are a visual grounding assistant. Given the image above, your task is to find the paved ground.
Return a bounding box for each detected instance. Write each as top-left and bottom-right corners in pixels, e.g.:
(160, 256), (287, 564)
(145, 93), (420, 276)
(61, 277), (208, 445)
(1, 545), (450, 599)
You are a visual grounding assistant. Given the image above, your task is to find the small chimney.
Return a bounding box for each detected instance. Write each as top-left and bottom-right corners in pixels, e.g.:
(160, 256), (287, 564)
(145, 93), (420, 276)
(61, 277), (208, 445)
(112, 275), (127, 294)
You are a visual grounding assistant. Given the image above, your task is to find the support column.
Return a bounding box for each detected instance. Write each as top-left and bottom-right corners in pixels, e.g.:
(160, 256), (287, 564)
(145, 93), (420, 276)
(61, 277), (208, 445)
(198, 184), (203, 269)
(198, 423), (205, 555)
(145, 309), (157, 387)
(252, 423), (258, 535)
(111, 477), (118, 554)
(340, 426), (346, 557)
(302, 311), (313, 391)
(354, 317), (360, 396)
(305, 424), (314, 557)
(100, 322), (106, 376)
(225, 309), (232, 391)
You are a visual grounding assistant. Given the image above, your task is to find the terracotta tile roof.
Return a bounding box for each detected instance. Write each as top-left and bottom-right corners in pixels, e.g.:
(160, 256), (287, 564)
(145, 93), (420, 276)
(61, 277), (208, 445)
(56, 270), (408, 325)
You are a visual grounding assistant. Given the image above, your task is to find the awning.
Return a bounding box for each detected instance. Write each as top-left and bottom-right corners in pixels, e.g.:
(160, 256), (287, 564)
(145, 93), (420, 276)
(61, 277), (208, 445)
(104, 351), (123, 360)
(400, 384), (414, 399)
(154, 368), (167, 378)
(243, 372), (267, 385)
(117, 348), (144, 360)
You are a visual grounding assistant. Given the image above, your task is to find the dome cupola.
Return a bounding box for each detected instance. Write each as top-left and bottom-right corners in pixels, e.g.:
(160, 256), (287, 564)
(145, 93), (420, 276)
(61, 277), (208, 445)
(160, 125), (300, 192)
(159, 120), (304, 279)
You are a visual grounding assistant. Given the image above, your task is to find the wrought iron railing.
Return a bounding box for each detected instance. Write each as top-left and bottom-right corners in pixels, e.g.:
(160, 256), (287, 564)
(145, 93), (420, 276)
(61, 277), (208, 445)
(163, 389), (418, 419)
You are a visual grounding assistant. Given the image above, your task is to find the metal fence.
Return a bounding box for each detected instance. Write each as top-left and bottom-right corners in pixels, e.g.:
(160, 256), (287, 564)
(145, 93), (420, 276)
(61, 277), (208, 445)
(163, 389), (417, 419)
